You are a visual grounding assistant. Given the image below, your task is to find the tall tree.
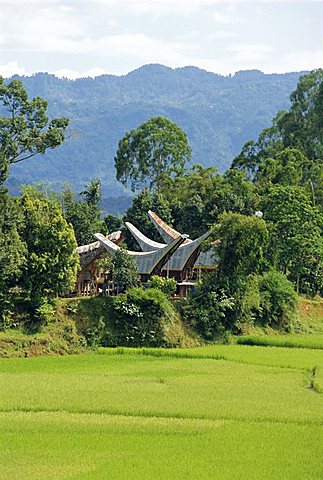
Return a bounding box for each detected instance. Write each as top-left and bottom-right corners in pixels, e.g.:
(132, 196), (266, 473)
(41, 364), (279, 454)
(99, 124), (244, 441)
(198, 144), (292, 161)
(115, 116), (191, 192)
(62, 184), (105, 246)
(19, 191), (79, 304)
(123, 189), (172, 248)
(80, 179), (101, 206)
(261, 185), (323, 294)
(231, 69), (323, 205)
(0, 77), (69, 185)
(214, 213), (269, 290)
(110, 246), (139, 292)
(0, 192), (27, 327)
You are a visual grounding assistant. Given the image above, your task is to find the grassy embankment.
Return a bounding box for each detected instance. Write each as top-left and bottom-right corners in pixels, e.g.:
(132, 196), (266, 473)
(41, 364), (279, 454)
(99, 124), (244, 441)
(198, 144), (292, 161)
(0, 342), (322, 479)
(0, 295), (322, 358)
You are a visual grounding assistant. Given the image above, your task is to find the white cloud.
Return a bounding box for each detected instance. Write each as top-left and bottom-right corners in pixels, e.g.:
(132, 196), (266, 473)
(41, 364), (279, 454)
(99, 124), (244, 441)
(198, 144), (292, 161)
(54, 67), (109, 79)
(0, 61), (30, 77)
(91, 0), (323, 12)
(91, 0), (222, 15)
(0, 5), (83, 52)
(0, 0), (322, 78)
(208, 31), (235, 39)
(58, 5), (74, 13)
(213, 11), (235, 24)
(272, 49), (323, 73)
(2, 31), (196, 65)
(228, 43), (273, 61)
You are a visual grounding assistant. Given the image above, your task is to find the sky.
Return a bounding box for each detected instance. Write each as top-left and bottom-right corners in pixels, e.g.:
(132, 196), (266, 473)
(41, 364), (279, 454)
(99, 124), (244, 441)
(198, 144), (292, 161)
(0, 0), (322, 79)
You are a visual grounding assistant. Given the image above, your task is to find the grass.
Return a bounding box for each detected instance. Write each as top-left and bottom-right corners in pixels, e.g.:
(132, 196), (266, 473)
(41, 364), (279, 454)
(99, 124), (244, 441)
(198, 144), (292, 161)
(1, 411), (322, 480)
(236, 333), (323, 349)
(0, 317), (84, 358)
(298, 296), (323, 332)
(99, 343), (323, 369)
(0, 343), (323, 479)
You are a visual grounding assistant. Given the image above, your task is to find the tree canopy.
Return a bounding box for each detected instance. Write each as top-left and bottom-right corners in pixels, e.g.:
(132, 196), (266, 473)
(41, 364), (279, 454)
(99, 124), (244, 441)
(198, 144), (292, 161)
(19, 191), (79, 303)
(0, 77), (69, 185)
(261, 185), (323, 294)
(62, 183), (105, 246)
(114, 116), (191, 192)
(231, 69), (323, 207)
(109, 247), (139, 292)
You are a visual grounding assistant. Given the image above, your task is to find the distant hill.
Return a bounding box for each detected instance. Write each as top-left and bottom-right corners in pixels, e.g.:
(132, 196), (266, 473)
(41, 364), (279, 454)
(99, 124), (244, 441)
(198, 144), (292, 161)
(6, 64), (306, 204)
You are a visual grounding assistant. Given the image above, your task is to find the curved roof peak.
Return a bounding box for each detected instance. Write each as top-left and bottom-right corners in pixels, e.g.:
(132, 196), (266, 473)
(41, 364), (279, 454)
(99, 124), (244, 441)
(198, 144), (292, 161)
(148, 210), (192, 244)
(94, 232), (186, 276)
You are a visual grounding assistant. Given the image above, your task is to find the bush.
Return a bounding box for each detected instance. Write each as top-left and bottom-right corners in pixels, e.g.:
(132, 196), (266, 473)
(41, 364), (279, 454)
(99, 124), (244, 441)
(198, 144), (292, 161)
(183, 279), (235, 341)
(0, 316), (84, 358)
(257, 270), (298, 328)
(147, 275), (177, 297)
(105, 287), (176, 347)
(65, 296), (109, 347)
(183, 269), (298, 340)
(34, 298), (56, 326)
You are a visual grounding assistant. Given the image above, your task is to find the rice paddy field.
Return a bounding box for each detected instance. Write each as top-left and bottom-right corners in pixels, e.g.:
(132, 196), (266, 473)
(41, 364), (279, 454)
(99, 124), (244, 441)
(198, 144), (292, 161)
(1, 343), (323, 479)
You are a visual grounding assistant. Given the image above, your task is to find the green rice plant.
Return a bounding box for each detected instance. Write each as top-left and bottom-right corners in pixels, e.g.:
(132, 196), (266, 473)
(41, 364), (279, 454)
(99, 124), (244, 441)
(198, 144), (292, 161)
(1, 352), (322, 424)
(98, 344), (323, 370)
(1, 347), (322, 479)
(0, 411), (322, 480)
(236, 334), (323, 349)
(311, 366), (323, 394)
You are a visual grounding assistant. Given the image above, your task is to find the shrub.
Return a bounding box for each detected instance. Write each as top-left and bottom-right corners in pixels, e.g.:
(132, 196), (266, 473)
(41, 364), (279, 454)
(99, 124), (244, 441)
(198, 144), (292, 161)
(34, 298), (56, 326)
(183, 279), (235, 341)
(106, 287), (176, 347)
(147, 275), (177, 297)
(257, 270), (298, 328)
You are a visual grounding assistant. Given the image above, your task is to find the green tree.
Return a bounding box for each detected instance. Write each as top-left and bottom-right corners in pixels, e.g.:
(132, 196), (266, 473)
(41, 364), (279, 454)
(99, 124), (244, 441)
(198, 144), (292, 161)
(277, 69), (323, 159)
(107, 287), (175, 347)
(115, 116), (191, 192)
(80, 179), (102, 206)
(182, 213), (269, 339)
(110, 246), (139, 292)
(231, 69), (323, 207)
(214, 213), (270, 290)
(19, 191), (79, 309)
(212, 169), (256, 218)
(257, 270), (298, 328)
(175, 194), (207, 239)
(123, 188), (172, 248)
(62, 184), (105, 246)
(0, 77), (69, 185)
(103, 214), (122, 234)
(261, 185), (323, 294)
(160, 164), (221, 238)
(0, 192), (27, 327)
(161, 165), (256, 238)
(182, 275), (235, 341)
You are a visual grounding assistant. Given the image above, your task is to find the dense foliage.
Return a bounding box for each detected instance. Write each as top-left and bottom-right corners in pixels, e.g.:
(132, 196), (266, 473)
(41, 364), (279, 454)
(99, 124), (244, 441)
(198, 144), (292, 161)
(0, 189), (79, 329)
(115, 116), (191, 192)
(6, 66), (304, 200)
(105, 287), (176, 347)
(62, 183), (105, 246)
(232, 69), (323, 208)
(0, 77), (68, 186)
(180, 71), (322, 340)
(68, 289), (184, 348)
(1, 69), (322, 348)
(109, 247), (139, 292)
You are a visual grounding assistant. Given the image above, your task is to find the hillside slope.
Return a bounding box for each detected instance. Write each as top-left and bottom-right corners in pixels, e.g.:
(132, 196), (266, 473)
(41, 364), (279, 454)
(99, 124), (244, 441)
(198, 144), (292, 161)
(6, 65), (305, 198)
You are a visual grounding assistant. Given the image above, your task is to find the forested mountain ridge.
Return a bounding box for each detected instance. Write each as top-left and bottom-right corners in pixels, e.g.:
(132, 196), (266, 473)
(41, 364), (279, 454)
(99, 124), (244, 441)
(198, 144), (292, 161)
(6, 64), (306, 199)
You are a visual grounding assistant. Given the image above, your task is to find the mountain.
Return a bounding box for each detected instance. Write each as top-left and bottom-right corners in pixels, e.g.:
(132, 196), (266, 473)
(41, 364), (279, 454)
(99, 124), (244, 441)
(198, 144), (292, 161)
(6, 64), (306, 201)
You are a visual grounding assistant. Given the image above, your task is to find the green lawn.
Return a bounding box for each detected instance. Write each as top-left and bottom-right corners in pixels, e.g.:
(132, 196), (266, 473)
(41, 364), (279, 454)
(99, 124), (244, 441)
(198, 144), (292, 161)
(0, 345), (322, 479)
